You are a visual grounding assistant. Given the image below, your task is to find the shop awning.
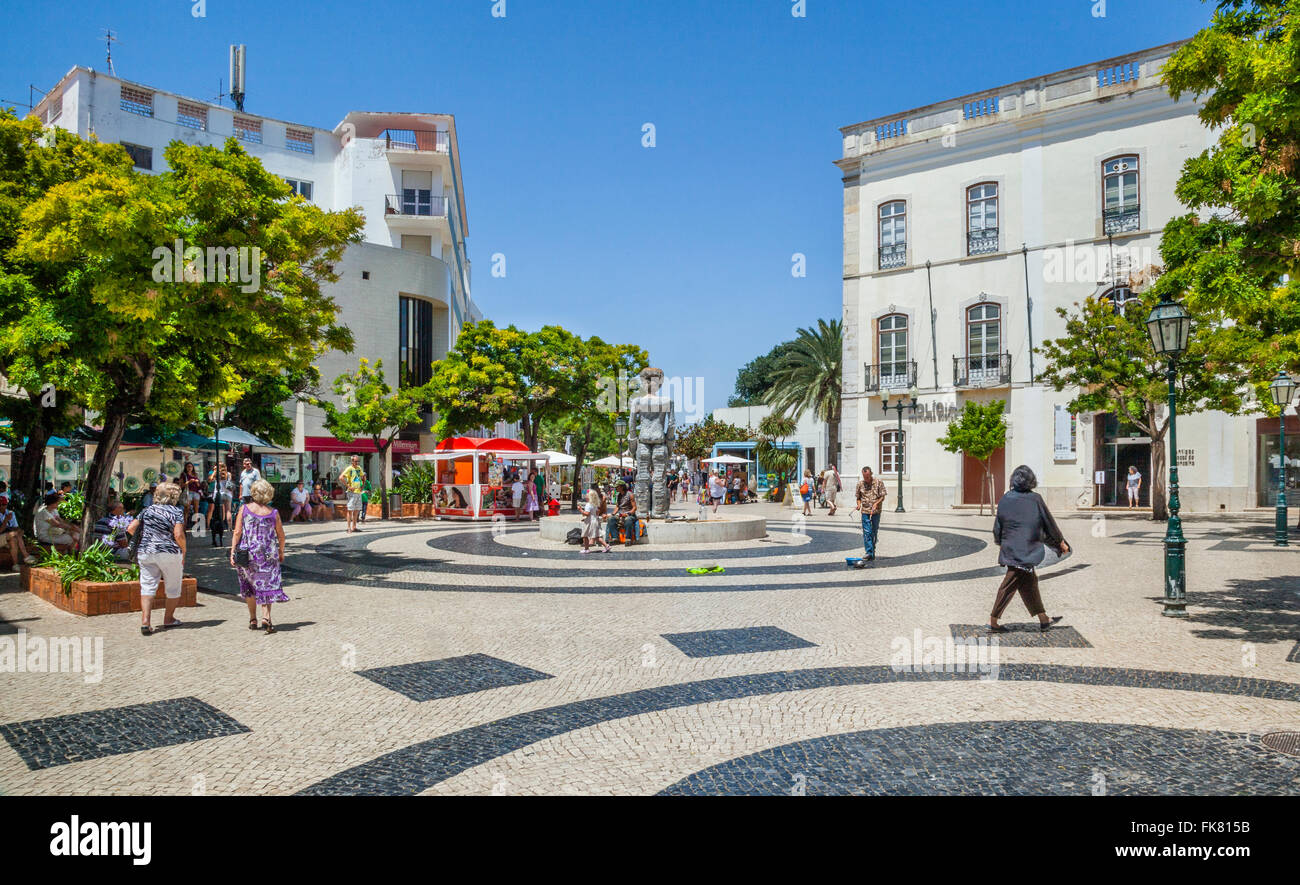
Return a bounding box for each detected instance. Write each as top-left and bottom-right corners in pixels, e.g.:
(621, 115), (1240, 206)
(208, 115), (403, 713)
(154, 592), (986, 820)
(304, 436), (420, 454)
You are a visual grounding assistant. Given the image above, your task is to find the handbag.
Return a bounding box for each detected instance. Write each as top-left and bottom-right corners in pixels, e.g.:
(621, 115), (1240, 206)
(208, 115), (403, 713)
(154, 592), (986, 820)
(234, 547), (251, 567)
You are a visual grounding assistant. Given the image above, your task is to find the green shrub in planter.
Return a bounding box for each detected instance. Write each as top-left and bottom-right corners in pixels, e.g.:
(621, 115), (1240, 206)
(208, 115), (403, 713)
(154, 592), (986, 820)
(396, 462), (438, 504)
(39, 544), (139, 594)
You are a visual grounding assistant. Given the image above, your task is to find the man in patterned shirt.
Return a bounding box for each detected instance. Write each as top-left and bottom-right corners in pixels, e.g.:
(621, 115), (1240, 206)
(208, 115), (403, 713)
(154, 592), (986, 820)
(852, 466), (888, 563)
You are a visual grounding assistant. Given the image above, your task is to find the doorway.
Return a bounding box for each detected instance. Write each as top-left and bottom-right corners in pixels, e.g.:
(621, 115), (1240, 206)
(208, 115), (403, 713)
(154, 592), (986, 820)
(962, 447), (1005, 507)
(1094, 413), (1151, 506)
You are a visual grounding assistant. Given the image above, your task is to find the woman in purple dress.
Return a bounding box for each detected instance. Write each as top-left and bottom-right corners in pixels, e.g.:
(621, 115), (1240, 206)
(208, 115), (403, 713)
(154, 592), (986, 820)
(229, 479), (288, 633)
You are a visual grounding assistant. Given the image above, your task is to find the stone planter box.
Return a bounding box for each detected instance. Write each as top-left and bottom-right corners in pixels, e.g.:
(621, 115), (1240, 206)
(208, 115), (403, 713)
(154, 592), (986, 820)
(25, 566), (199, 616)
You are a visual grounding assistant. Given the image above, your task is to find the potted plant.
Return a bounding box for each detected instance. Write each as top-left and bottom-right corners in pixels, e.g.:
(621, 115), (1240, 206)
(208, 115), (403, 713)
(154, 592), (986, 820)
(28, 544), (197, 616)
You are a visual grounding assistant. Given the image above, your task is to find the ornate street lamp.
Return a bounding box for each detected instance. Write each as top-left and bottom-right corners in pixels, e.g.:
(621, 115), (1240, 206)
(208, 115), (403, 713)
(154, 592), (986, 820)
(1269, 370), (1296, 547)
(207, 404), (227, 547)
(1145, 295), (1191, 617)
(614, 416), (628, 489)
(883, 385), (919, 513)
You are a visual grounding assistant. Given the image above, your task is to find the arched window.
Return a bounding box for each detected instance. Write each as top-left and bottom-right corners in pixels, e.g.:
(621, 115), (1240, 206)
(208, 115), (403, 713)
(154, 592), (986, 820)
(967, 303), (1001, 378)
(878, 201), (907, 269)
(880, 429), (905, 474)
(1101, 285), (1139, 316)
(878, 314), (909, 388)
(966, 183), (998, 255)
(1102, 155), (1140, 234)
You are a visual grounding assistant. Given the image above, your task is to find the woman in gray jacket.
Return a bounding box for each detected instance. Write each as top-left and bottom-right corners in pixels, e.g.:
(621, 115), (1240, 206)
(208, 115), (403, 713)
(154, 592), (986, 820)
(990, 465), (1070, 633)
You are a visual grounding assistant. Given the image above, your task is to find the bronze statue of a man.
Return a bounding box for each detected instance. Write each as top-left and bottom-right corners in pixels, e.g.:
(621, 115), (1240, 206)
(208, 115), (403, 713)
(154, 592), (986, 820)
(628, 367), (675, 519)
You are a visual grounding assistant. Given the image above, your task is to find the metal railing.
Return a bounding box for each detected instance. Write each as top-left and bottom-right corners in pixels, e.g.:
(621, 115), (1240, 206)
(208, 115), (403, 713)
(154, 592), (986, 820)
(382, 129), (450, 154)
(967, 228), (999, 256)
(953, 352), (1012, 387)
(879, 243), (907, 270)
(1103, 206), (1140, 234)
(385, 193), (449, 218)
(864, 360), (918, 393)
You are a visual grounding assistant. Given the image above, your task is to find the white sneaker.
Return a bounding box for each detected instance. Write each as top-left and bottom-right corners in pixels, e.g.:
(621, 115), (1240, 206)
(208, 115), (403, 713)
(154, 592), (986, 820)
(580, 548), (590, 555)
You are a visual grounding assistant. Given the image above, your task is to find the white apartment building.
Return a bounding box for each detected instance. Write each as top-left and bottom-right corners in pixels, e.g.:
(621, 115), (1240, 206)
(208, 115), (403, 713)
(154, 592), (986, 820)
(836, 41), (1278, 514)
(30, 65), (484, 485)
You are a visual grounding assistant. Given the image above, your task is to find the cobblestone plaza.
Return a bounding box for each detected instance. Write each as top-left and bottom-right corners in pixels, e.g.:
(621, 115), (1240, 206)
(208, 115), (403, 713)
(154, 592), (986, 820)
(2, 503), (1297, 796)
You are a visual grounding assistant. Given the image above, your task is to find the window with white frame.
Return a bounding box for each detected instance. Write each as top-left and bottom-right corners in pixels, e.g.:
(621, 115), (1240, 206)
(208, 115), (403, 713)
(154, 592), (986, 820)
(1102, 155), (1139, 233)
(966, 183), (998, 255)
(967, 303), (1001, 378)
(878, 201), (906, 269)
(176, 101), (207, 130)
(878, 314), (909, 388)
(284, 178), (313, 201)
(1101, 285), (1139, 316)
(120, 142), (152, 171)
(880, 429), (905, 474)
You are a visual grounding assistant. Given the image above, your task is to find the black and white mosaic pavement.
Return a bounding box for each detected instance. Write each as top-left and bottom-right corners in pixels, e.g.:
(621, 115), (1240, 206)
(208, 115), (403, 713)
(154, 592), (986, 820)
(661, 627), (817, 658)
(1288, 641), (1300, 664)
(950, 623), (1094, 648)
(276, 523), (1000, 595)
(297, 664), (1300, 795)
(356, 653), (554, 702)
(0, 697), (249, 771)
(659, 721), (1300, 795)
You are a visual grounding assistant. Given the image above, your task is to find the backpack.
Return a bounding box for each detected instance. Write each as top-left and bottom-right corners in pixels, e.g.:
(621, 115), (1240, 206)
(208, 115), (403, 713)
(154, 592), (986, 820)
(564, 527), (583, 545)
(800, 482), (810, 496)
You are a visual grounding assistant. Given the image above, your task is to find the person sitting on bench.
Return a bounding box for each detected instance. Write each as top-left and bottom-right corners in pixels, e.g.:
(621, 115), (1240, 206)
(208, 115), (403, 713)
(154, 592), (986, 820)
(0, 496), (37, 569)
(606, 481), (638, 544)
(34, 491), (79, 551)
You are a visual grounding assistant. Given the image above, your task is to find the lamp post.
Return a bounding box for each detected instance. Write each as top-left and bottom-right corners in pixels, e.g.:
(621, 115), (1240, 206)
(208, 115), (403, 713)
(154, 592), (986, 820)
(207, 405), (227, 547)
(614, 416), (627, 491)
(1145, 295), (1191, 618)
(1269, 370), (1296, 547)
(883, 386), (919, 513)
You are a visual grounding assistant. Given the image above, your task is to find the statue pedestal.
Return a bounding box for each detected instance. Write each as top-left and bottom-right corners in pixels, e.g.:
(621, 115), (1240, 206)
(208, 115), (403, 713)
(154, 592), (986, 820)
(539, 513), (766, 545)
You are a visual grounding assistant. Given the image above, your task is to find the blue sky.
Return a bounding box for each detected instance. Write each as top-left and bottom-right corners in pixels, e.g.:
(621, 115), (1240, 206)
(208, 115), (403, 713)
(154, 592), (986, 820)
(1, 0), (1212, 413)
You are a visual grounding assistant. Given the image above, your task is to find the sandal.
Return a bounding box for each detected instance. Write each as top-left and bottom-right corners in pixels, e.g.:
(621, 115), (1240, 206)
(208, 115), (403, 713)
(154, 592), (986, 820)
(1040, 616), (1063, 632)
(140, 625), (152, 636)
(262, 619), (276, 634)
(987, 624), (1009, 634)
(248, 618), (259, 630)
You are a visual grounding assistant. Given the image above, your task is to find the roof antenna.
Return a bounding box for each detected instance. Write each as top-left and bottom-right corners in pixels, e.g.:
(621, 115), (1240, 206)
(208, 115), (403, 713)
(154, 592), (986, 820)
(229, 44), (246, 111)
(103, 29), (118, 76)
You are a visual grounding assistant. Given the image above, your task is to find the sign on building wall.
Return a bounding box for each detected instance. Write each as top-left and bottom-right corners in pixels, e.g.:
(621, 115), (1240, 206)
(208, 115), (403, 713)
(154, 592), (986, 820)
(1053, 405), (1077, 461)
(1177, 449), (1195, 467)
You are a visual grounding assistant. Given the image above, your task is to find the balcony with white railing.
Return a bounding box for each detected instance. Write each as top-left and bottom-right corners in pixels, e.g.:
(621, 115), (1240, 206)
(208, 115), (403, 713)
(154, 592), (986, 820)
(838, 41), (1188, 163)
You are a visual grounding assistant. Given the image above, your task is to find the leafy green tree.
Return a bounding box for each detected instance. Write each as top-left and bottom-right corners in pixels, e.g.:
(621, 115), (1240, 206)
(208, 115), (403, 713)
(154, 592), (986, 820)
(224, 368), (320, 449)
(755, 413), (797, 500)
(764, 318), (843, 469)
(13, 134), (364, 539)
(1036, 289), (1245, 519)
(314, 358), (431, 519)
(729, 340), (798, 406)
(1157, 0), (1300, 389)
(426, 320), (524, 437)
(0, 111), (124, 528)
(936, 400), (1008, 516)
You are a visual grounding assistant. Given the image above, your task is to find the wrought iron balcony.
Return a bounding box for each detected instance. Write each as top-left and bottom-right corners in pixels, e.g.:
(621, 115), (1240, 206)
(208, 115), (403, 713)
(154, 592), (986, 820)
(385, 193), (449, 218)
(953, 353), (1012, 388)
(879, 243), (907, 270)
(967, 228), (999, 256)
(864, 360), (918, 394)
(1103, 206), (1140, 235)
(382, 129), (450, 153)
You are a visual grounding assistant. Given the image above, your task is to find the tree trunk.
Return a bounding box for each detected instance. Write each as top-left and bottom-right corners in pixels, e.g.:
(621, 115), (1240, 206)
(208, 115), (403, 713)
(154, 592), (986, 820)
(570, 420), (593, 512)
(14, 400), (51, 534)
(80, 409), (129, 545)
(827, 406), (840, 472)
(980, 459), (993, 516)
(1150, 432), (1169, 521)
(376, 438), (391, 519)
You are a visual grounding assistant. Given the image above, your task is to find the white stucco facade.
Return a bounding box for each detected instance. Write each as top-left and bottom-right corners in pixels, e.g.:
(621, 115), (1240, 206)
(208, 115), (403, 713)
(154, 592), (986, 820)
(836, 41), (1266, 513)
(32, 66), (479, 463)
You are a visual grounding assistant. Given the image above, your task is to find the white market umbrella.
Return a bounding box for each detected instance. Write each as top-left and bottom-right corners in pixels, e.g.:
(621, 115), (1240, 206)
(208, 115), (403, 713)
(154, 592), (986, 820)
(537, 450), (576, 467)
(589, 455), (635, 468)
(703, 454), (751, 465)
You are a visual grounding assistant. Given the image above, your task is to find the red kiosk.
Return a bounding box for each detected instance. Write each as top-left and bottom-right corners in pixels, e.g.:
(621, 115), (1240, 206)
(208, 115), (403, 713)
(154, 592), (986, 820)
(412, 437), (549, 520)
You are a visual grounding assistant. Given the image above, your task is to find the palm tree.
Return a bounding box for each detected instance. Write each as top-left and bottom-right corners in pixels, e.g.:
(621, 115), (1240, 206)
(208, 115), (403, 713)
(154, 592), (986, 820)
(764, 318), (842, 471)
